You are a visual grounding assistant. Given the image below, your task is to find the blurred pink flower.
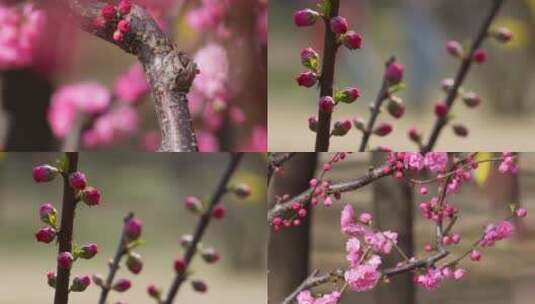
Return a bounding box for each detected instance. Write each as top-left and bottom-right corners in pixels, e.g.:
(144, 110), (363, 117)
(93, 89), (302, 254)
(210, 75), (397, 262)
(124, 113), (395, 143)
(197, 131), (220, 152)
(241, 126), (267, 152)
(115, 63), (150, 104)
(192, 43), (229, 100)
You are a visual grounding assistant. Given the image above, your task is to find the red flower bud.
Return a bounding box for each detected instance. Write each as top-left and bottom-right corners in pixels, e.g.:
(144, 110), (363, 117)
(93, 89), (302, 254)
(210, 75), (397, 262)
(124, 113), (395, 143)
(80, 243), (99, 259)
(472, 48), (488, 64)
(296, 71), (317, 88)
(332, 119), (352, 136)
(446, 40), (463, 58)
(300, 47), (320, 71)
(35, 227), (56, 244)
(32, 165), (59, 183)
(385, 62), (404, 85)
(319, 96), (335, 113)
(191, 280), (208, 293)
(82, 187), (101, 206)
(69, 171), (87, 190)
(373, 123), (393, 137)
(434, 101), (449, 118)
(408, 127), (422, 143)
(118, 20), (131, 33)
(126, 252), (143, 274)
(58, 252), (74, 269)
(308, 116), (318, 132)
(101, 4), (117, 21)
(124, 217), (143, 240)
(387, 96), (405, 119)
(147, 284), (161, 299)
(71, 275), (91, 292)
(335, 87), (360, 104)
(118, 0), (133, 15)
(342, 31), (363, 50)
(184, 196), (203, 213)
(294, 9), (319, 27)
(212, 204), (226, 219)
(329, 16), (348, 34)
(452, 124), (469, 137)
(39, 203), (57, 224)
(174, 258), (186, 273)
(112, 279), (132, 292)
(113, 30), (124, 42)
(492, 27), (513, 43)
(47, 271), (57, 288)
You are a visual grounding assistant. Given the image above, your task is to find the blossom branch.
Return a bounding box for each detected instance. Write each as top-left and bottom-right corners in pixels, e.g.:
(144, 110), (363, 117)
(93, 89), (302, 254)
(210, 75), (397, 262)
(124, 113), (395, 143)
(54, 152), (79, 304)
(315, 0), (340, 152)
(163, 153), (244, 304)
(268, 153), (297, 186)
(421, 0), (505, 152)
(66, 0), (198, 152)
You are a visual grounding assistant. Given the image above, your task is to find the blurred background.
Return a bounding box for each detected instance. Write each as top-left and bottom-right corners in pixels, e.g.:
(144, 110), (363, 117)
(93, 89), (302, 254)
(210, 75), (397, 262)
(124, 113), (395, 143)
(0, 152), (267, 303)
(269, 0), (535, 151)
(268, 153), (535, 304)
(0, 0), (266, 151)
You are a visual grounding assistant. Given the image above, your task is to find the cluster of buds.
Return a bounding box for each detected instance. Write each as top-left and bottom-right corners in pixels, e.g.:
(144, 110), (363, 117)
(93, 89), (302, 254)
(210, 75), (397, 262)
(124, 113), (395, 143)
(94, 0), (133, 43)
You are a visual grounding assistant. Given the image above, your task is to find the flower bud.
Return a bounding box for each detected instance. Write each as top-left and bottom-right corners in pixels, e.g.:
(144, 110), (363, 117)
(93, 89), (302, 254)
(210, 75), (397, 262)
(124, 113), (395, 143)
(453, 268), (466, 280)
(296, 71), (317, 88)
(233, 183), (251, 199)
(71, 275), (91, 292)
(462, 92), (481, 108)
(441, 78), (454, 93)
(39, 203), (57, 225)
(32, 165), (59, 183)
(69, 172), (87, 190)
(332, 119), (352, 136)
(335, 87), (360, 104)
(80, 243), (99, 259)
(408, 127), (421, 143)
(492, 27), (513, 44)
(294, 9), (319, 27)
(359, 213), (372, 224)
(319, 96), (335, 113)
(212, 204), (226, 219)
(329, 16), (348, 34)
(126, 252), (143, 274)
(174, 258), (186, 273)
(387, 96), (405, 119)
(300, 47), (320, 71)
(470, 250), (482, 262)
(353, 117), (366, 132)
(342, 31), (363, 50)
(308, 116), (318, 132)
(385, 62), (404, 85)
(446, 40), (463, 58)
(515, 208), (527, 218)
(118, 0), (132, 15)
(92, 274), (105, 287)
(124, 218), (143, 240)
(201, 247), (221, 264)
(184, 196), (203, 213)
(113, 30), (124, 42)
(112, 279), (132, 292)
(47, 271), (57, 288)
(101, 4), (117, 20)
(118, 20), (131, 33)
(191, 280), (207, 293)
(147, 284), (161, 299)
(35, 227), (56, 244)
(434, 101), (449, 118)
(472, 48), (487, 64)
(452, 124), (468, 137)
(373, 123), (393, 137)
(82, 187), (102, 206)
(180, 234), (193, 248)
(58, 252), (74, 269)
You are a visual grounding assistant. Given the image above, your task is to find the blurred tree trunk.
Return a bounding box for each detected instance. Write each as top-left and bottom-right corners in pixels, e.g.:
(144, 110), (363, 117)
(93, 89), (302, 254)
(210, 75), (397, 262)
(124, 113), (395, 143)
(268, 153), (317, 304)
(372, 153), (415, 304)
(2, 70), (55, 150)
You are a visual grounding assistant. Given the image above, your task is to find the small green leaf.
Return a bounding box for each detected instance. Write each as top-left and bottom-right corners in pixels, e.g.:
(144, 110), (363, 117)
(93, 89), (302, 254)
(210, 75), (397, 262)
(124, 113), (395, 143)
(317, 0), (332, 17)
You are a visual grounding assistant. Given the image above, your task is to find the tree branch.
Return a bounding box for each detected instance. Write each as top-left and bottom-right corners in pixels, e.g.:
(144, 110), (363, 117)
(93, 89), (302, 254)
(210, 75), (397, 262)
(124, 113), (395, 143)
(268, 153), (297, 186)
(67, 0), (198, 152)
(163, 153), (244, 304)
(98, 212), (135, 304)
(421, 0), (505, 152)
(315, 0), (340, 152)
(54, 152), (79, 304)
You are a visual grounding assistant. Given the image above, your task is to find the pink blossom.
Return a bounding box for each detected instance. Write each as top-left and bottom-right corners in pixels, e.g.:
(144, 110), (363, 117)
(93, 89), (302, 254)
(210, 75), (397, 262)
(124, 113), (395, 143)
(344, 264), (380, 292)
(364, 231), (398, 255)
(241, 126), (267, 152)
(480, 220), (514, 247)
(345, 238), (362, 267)
(297, 290), (315, 304)
(424, 152), (449, 173)
(340, 204), (370, 237)
(192, 43), (229, 100)
(403, 152), (425, 171)
(115, 63), (150, 104)
(498, 153), (517, 174)
(315, 291), (341, 304)
(197, 131), (220, 152)
(416, 268), (443, 290)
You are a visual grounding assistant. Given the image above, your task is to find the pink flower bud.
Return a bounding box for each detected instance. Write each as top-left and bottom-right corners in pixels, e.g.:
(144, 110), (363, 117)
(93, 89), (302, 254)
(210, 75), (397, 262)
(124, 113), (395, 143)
(185, 196), (203, 213)
(342, 31), (363, 50)
(191, 280), (207, 293)
(451, 233), (461, 244)
(124, 218), (143, 240)
(113, 30), (124, 42)
(308, 116), (318, 132)
(329, 16), (348, 34)
(385, 62), (404, 85)
(101, 4), (117, 20)
(112, 279), (132, 292)
(180, 234), (193, 248)
(408, 127), (421, 143)
(472, 48), (487, 64)
(434, 101), (449, 118)
(462, 92), (481, 108)
(233, 184), (251, 199)
(492, 27), (513, 43)
(442, 235), (452, 246)
(353, 117), (366, 132)
(515, 208), (527, 218)
(147, 284), (161, 299)
(335, 87), (360, 104)
(294, 9), (319, 27)
(420, 187), (428, 195)
(47, 271), (57, 288)
(80, 243), (99, 259)
(387, 96), (405, 119)
(71, 275), (91, 292)
(39, 203), (57, 223)
(300, 47), (320, 70)
(82, 187), (102, 206)
(201, 248), (220, 264)
(118, 0), (133, 15)
(441, 78), (454, 93)
(58, 252), (74, 269)
(92, 274), (105, 287)
(93, 16), (106, 29)
(319, 96), (335, 113)
(174, 258), (186, 273)
(126, 252), (143, 274)
(118, 20), (131, 33)
(69, 172), (87, 190)
(212, 204), (226, 219)
(32, 165), (59, 183)
(446, 40), (463, 58)
(424, 244), (433, 252)
(470, 250), (481, 261)
(453, 268), (466, 280)
(452, 124), (468, 137)
(359, 212), (372, 224)
(373, 123), (393, 137)
(332, 119), (352, 136)
(296, 71), (317, 88)
(35, 227), (56, 244)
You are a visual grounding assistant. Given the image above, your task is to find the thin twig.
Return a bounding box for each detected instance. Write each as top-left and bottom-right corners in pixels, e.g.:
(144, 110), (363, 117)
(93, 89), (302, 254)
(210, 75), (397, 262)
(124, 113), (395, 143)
(163, 153), (244, 304)
(268, 153), (297, 186)
(54, 152), (79, 304)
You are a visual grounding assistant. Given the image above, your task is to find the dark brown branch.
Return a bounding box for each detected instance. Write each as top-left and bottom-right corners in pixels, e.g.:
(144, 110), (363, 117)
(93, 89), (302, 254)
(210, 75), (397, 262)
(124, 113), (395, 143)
(268, 164), (392, 222)
(268, 153), (297, 186)
(54, 152), (79, 304)
(163, 153), (244, 304)
(315, 0), (340, 152)
(98, 212), (135, 304)
(421, 0), (505, 153)
(67, 0), (198, 152)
